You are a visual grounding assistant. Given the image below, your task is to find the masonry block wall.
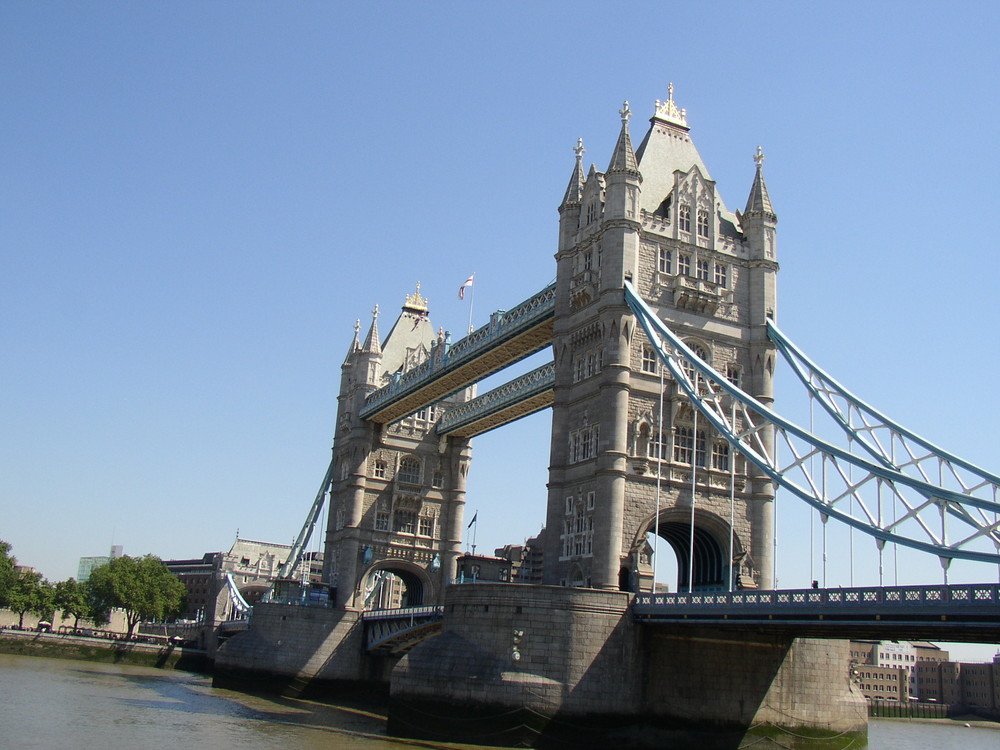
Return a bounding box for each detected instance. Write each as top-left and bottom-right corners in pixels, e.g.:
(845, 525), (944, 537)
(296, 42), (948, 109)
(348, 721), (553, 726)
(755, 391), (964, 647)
(213, 603), (368, 693)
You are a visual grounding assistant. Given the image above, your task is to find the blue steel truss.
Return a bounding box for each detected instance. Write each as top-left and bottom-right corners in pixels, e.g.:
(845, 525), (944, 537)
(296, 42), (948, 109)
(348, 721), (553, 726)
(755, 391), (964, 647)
(623, 282), (1000, 567)
(768, 320), (1000, 557)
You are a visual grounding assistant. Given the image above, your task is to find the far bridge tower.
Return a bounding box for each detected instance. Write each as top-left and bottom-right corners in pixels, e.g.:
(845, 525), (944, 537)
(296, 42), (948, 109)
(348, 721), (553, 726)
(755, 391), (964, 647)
(325, 286), (473, 608)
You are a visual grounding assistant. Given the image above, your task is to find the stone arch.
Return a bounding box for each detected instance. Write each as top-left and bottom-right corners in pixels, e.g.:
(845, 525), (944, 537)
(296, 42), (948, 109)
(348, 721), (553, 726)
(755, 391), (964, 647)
(630, 507), (742, 593)
(357, 559), (434, 611)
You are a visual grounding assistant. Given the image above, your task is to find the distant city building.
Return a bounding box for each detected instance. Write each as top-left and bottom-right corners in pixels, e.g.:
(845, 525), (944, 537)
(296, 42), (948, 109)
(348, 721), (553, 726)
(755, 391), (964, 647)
(850, 640), (1000, 716)
(494, 530), (545, 584)
(76, 545), (123, 582)
(163, 537), (322, 625)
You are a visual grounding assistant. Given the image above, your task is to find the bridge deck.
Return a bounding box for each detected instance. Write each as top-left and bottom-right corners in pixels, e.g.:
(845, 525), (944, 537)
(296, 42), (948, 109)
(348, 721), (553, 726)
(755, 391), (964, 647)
(633, 583), (1000, 642)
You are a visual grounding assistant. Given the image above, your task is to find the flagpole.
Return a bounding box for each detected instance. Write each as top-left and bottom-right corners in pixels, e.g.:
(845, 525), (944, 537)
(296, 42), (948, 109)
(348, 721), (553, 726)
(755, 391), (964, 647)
(472, 510), (478, 555)
(467, 273), (475, 334)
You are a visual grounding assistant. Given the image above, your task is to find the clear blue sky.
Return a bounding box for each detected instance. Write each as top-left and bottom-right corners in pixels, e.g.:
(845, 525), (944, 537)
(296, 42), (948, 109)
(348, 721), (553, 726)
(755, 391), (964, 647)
(3, 3), (999, 658)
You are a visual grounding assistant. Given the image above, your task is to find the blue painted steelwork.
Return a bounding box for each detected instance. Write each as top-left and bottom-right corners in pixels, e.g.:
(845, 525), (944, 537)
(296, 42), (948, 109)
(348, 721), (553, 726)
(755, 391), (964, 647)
(633, 583), (1000, 641)
(360, 283), (555, 420)
(361, 605), (444, 653)
(768, 320), (1000, 550)
(276, 455), (336, 580)
(623, 282), (1000, 566)
(436, 362), (555, 436)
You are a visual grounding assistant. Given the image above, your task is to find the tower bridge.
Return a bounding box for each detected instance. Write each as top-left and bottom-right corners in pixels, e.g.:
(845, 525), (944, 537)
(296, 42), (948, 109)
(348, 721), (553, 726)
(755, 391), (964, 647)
(216, 88), (1000, 749)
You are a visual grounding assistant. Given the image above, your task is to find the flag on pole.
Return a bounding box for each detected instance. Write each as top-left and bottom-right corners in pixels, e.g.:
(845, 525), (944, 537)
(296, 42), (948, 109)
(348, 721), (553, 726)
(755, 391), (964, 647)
(459, 274), (474, 300)
(467, 511), (478, 529)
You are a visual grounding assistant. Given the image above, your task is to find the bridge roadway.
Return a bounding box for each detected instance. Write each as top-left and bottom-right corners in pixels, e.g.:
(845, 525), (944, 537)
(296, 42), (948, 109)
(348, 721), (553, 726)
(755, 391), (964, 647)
(363, 582), (1000, 654)
(634, 582), (1000, 642)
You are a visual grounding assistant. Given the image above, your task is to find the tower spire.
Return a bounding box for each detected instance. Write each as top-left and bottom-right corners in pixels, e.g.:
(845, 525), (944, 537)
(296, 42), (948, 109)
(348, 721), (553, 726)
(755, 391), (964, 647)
(343, 318), (361, 364)
(744, 145), (776, 220)
(608, 101), (639, 174)
(361, 304), (382, 355)
(560, 138), (586, 209)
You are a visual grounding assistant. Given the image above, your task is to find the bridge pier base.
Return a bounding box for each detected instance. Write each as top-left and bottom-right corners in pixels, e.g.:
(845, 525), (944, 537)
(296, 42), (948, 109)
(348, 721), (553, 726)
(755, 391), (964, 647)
(390, 584), (867, 749)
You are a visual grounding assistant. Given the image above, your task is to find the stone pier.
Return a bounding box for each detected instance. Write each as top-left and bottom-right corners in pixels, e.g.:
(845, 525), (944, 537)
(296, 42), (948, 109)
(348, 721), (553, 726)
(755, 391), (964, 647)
(389, 583), (867, 749)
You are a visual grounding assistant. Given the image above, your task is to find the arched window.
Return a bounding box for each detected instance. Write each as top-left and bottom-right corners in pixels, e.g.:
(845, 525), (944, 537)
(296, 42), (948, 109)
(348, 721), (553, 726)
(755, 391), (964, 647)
(397, 456), (421, 484)
(679, 204), (691, 232)
(697, 209), (709, 237)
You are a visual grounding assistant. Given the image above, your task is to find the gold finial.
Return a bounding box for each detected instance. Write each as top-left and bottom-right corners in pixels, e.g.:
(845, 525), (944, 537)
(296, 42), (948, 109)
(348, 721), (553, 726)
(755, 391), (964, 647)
(404, 282), (429, 312)
(654, 82), (688, 127)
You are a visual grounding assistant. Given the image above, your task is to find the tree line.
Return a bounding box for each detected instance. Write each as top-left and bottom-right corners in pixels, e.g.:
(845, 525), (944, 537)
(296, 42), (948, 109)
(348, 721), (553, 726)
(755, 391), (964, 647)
(0, 540), (186, 639)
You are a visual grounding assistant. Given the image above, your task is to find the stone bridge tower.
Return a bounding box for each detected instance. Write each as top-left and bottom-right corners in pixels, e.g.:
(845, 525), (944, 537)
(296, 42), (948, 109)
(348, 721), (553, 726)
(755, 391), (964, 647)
(544, 89), (778, 592)
(325, 286), (473, 609)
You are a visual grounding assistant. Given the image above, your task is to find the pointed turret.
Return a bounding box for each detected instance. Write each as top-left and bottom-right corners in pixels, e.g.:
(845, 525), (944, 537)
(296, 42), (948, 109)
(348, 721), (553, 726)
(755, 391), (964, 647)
(607, 101), (640, 175)
(744, 146), (776, 221)
(603, 102), (642, 232)
(343, 319), (361, 365)
(558, 139), (587, 257)
(559, 138), (586, 211)
(361, 305), (382, 355)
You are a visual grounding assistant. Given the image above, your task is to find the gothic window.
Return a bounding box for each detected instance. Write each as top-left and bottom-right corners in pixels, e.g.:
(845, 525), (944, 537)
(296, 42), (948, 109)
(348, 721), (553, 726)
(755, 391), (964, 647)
(586, 352), (596, 378)
(641, 346), (657, 373)
(678, 253), (691, 276)
(697, 209), (709, 237)
(726, 363), (741, 387)
(696, 259), (710, 281)
(679, 204), (691, 232)
(373, 460), (387, 479)
(586, 491), (595, 510)
(584, 251), (593, 271)
(398, 457), (421, 484)
(674, 427), (693, 464)
(586, 201), (598, 224)
(394, 510), (416, 534)
(648, 430), (669, 461)
(375, 511), (390, 531)
(574, 355), (584, 383)
(431, 470), (444, 488)
(714, 263), (728, 288)
(418, 516), (434, 536)
(695, 431), (707, 467)
(658, 247), (672, 274)
(712, 442), (730, 471)
(682, 343), (709, 386)
(565, 496), (574, 515)
(569, 425), (600, 463)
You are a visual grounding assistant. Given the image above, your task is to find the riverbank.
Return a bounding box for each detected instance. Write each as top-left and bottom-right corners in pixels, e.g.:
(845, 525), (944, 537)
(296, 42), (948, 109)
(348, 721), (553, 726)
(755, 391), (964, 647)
(0, 628), (209, 672)
(874, 715), (1000, 730)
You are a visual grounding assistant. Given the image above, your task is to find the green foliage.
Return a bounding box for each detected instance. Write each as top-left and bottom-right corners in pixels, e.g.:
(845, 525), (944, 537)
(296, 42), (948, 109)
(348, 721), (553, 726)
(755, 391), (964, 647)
(54, 578), (92, 629)
(0, 540), (17, 609)
(6, 568), (51, 628)
(86, 555), (186, 638)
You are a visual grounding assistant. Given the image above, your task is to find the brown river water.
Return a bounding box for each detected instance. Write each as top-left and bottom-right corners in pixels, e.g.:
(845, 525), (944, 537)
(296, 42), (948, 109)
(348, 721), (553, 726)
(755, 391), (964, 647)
(0, 654), (996, 749)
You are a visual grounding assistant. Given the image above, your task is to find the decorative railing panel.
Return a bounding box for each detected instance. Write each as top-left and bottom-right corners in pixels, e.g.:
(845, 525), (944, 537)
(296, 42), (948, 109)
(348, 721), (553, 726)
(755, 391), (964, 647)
(437, 362), (555, 435)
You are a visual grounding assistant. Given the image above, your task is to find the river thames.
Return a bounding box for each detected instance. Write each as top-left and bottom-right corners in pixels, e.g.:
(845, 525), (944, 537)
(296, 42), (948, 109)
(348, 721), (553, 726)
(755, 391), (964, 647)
(1, 654), (997, 749)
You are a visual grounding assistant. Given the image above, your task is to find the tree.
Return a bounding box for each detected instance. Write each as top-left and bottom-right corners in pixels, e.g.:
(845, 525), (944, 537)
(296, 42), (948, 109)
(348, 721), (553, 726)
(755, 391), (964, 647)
(54, 578), (92, 630)
(6, 569), (50, 629)
(0, 540), (17, 609)
(87, 555), (186, 638)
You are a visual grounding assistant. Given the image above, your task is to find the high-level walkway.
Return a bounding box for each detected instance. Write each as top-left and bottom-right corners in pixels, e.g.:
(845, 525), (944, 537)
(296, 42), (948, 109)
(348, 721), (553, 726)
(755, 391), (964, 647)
(360, 284), (555, 426)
